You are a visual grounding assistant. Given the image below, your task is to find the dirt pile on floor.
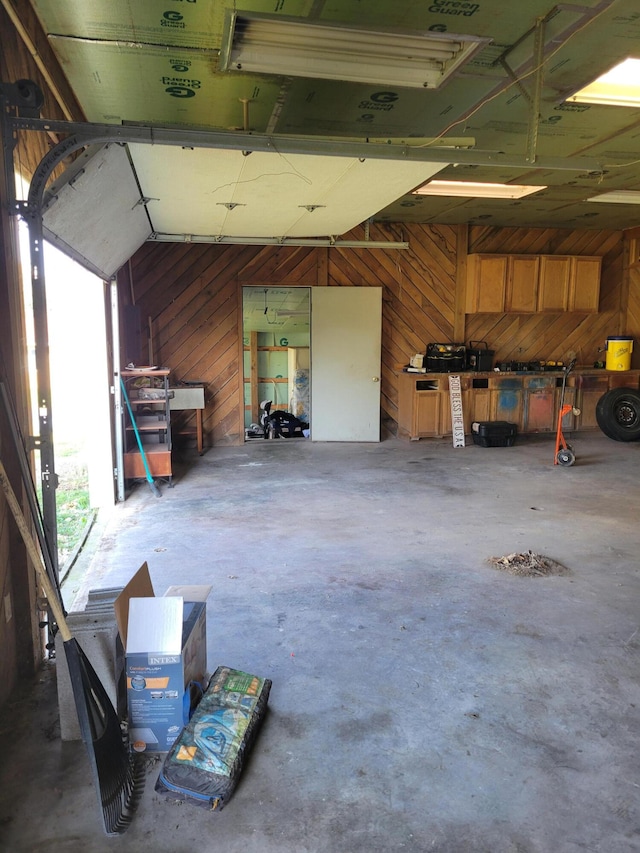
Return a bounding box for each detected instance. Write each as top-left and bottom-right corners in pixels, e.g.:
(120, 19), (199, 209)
(488, 550), (569, 577)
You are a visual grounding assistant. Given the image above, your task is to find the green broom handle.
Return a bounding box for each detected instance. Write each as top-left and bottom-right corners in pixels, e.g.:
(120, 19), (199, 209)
(120, 376), (156, 484)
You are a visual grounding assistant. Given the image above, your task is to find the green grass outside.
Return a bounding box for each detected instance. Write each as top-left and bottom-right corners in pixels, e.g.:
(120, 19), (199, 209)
(54, 442), (91, 569)
(56, 486), (91, 568)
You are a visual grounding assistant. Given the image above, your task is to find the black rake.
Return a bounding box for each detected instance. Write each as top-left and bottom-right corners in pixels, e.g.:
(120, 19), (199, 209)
(0, 459), (145, 835)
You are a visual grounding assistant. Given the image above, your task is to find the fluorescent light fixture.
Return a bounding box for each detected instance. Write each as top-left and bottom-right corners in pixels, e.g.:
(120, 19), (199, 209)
(412, 180), (546, 199)
(567, 57), (640, 107)
(220, 11), (489, 89)
(587, 190), (640, 204)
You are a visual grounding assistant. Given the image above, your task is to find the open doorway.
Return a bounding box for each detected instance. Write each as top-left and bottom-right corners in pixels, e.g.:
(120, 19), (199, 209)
(242, 287), (310, 440)
(18, 222), (113, 576)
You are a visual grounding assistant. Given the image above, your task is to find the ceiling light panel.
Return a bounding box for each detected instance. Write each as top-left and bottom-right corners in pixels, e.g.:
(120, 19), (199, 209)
(220, 12), (489, 89)
(567, 57), (640, 108)
(587, 190), (640, 204)
(412, 180), (546, 199)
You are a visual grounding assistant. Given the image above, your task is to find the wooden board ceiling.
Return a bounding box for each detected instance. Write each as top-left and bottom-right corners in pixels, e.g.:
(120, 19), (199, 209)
(14, 0), (640, 233)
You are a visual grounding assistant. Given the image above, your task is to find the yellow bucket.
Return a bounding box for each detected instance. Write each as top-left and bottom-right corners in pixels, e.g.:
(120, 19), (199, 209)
(605, 336), (633, 371)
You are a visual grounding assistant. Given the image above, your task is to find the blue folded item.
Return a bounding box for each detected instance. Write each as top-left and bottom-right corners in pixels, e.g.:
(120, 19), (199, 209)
(155, 666), (272, 810)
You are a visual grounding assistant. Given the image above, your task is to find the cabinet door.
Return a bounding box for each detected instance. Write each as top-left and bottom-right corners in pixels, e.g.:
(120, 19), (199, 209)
(575, 374), (609, 429)
(414, 391), (442, 437)
(568, 257), (601, 312)
(537, 256), (571, 311)
(609, 372), (640, 389)
(505, 256), (539, 312)
(468, 388), (491, 426)
(440, 393), (452, 435)
(523, 378), (556, 432)
(466, 255), (508, 312)
(490, 378), (523, 427)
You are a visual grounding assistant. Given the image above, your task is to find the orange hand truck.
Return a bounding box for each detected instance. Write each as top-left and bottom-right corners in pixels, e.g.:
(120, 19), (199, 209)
(554, 358), (580, 466)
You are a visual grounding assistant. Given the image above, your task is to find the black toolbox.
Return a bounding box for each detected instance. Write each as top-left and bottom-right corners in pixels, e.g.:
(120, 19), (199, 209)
(472, 421), (517, 447)
(466, 341), (494, 372)
(426, 343), (466, 372)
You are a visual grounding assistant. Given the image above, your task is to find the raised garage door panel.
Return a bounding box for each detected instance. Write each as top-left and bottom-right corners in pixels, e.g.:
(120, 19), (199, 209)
(41, 144), (151, 280)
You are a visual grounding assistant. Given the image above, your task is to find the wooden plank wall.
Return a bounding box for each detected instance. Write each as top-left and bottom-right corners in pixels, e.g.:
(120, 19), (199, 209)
(127, 223), (628, 446)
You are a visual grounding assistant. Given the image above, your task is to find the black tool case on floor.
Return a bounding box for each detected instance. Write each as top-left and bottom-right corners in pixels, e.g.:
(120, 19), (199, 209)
(155, 665), (272, 810)
(472, 421), (518, 447)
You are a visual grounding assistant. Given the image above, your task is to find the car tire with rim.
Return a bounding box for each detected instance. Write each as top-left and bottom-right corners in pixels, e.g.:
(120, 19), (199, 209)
(595, 387), (640, 441)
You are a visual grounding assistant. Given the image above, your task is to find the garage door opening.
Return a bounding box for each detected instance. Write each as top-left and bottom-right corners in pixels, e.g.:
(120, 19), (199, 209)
(18, 222), (113, 577)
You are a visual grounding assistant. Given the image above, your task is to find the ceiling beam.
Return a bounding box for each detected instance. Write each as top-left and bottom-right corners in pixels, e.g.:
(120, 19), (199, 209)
(12, 116), (609, 213)
(526, 16), (545, 165)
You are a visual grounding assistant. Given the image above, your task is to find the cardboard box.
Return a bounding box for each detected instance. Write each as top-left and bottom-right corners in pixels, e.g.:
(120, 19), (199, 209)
(114, 563), (210, 753)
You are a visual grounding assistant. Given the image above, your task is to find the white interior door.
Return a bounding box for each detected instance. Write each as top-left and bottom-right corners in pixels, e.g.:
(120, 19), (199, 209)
(311, 287), (382, 442)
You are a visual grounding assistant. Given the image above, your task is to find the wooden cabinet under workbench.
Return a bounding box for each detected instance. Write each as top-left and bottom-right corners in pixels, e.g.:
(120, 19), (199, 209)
(396, 369), (640, 440)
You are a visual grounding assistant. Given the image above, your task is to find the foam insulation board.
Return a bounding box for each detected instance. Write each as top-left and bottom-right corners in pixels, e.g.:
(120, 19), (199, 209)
(264, 3), (608, 138)
(47, 37), (282, 129)
(31, 0), (313, 47)
(272, 76), (497, 137)
(316, 0), (590, 38)
(463, 89), (640, 160)
(274, 2), (640, 140)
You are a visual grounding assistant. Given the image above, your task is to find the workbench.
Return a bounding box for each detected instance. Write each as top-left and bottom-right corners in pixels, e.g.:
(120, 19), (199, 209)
(396, 368), (640, 440)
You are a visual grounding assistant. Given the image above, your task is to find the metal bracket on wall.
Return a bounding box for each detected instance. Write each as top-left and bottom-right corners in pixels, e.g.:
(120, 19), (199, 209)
(1, 84), (59, 561)
(0, 80), (44, 117)
(0, 81), (45, 211)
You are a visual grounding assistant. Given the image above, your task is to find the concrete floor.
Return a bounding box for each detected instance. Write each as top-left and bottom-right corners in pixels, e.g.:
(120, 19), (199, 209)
(1, 432), (640, 852)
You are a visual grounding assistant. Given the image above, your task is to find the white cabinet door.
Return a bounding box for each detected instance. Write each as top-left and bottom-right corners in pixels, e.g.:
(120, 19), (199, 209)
(310, 287), (382, 442)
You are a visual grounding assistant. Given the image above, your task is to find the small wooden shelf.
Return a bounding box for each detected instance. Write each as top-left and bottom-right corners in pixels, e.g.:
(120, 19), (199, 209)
(121, 368), (172, 485)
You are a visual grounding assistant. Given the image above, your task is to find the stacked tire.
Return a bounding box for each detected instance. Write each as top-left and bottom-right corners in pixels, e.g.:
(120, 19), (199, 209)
(595, 388), (640, 441)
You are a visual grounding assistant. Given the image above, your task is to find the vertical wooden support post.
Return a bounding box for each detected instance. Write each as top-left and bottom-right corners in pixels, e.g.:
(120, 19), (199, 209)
(527, 17), (545, 164)
(454, 224), (469, 344)
(0, 104), (40, 685)
(249, 330), (259, 423)
(237, 280), (245, 442)
(317, 247), (329, 286)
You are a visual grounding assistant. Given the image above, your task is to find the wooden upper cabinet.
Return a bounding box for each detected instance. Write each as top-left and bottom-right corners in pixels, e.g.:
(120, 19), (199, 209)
(466, 253), (601, 313)
(466, 254), (508, 312)
(569, 256), (601, 311)
(537, 256), (571, 311)
(505, 255), (540, 312)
